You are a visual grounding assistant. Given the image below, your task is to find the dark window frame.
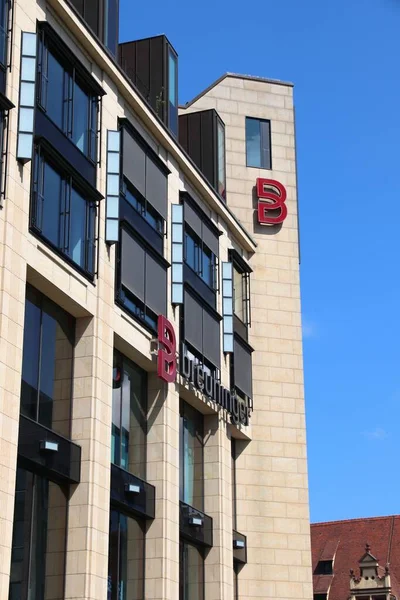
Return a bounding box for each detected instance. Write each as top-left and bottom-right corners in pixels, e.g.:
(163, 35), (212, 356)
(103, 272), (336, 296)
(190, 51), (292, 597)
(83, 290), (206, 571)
(112, 350), (148, 479)
(30, 142), (100, 280)
(184, 224), (217, 292)
(182, 286), (222, 372)
(20, 285), (75, 437)
(121, 176), (164, 238)
(0, 0), (13, 73)
(167, 44), (178, 137)
(314, 560), (333, 575)
(37, 23), (103, 165)
(9, 468), (69, 600)
(0, 99), (12, 203)
(229, 249), (252, 330)
(116, 223), (169, 334)
(179, 539), (205, 600)
(179, 400), (205, 512)
(108, 507), (146, 600)
(245, 116), (272, 170)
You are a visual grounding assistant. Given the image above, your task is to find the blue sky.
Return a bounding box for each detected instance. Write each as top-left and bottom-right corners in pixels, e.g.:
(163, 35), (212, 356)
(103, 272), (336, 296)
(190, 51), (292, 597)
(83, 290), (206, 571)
(120, 0), (400, 523)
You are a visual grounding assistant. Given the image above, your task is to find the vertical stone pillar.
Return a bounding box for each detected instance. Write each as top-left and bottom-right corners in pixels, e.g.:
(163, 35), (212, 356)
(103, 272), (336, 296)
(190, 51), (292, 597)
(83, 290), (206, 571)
(145, 372), (180, 600)
(204, 414), (233, 600)
(65, 313), (113, 600)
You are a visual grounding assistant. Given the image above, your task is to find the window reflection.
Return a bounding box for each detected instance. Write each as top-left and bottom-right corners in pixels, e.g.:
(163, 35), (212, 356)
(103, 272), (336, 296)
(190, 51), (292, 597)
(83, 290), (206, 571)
(38, 36), (99, 162)
(20, 286), (74, 437)
(124, 184), (163, 234)
(0, 0), (9, 67)
(168, 49), (178, 136)
(179, 401), (204, 511)
(180, 541), (204, 600)
(112, 352), (147, 479)
(108, 509), (144, 600)
(245, 117), (271, 169)
(9, 468), (68, 600)
(32, 149), (97, 275)
(217, 119), (226, 199)
(184, 226), (216, 289)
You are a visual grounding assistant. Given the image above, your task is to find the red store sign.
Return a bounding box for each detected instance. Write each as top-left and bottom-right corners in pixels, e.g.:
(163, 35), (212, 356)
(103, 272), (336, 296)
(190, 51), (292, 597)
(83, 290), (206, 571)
(256, 178), (287, 225)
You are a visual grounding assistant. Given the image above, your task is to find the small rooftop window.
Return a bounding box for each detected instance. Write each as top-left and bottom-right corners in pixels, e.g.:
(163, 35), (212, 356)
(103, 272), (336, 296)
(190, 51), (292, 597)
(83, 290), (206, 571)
(314, 560), (333, 575)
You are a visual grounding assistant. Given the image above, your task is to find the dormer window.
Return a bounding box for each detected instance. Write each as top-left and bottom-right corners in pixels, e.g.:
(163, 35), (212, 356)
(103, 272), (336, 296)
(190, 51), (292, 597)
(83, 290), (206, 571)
(314, 560), (333, 575)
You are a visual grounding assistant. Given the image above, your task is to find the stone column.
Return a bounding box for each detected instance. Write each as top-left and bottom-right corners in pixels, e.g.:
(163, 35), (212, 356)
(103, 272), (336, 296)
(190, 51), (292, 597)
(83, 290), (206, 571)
(64, 312), (113, 600)
(204, 414), (234, 600)
(145, 372), (180, 600)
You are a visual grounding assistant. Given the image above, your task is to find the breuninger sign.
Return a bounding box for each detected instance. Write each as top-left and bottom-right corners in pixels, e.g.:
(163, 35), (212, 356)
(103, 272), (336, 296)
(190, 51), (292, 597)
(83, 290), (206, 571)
(157, 315), (251, 426)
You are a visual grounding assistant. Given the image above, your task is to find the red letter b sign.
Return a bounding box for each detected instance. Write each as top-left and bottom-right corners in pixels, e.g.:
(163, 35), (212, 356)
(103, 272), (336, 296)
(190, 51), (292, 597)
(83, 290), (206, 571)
(256, 178), (287, 225)
(157, 315), (176, 383)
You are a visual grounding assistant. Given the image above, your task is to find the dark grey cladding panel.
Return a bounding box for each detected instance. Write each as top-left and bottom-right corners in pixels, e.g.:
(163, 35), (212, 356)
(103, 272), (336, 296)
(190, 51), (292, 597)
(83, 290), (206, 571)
(202, 308), (220, 368)
(146, 155), (167, 220)
(202, 222), (219, 257)
(184, 200), (202, 239)
(146, 252), (167, 316)
(234, 338), (252, 399)
(184, 290), (203, 354)
(123, 129), (146, 196)
(121, 229), (145, 302)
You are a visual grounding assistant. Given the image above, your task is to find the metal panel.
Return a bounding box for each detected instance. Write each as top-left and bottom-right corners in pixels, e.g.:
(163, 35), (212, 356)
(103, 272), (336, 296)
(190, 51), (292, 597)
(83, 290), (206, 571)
(171, 204), (184, 304)
(184, 290), (203, 354)
(146, 154), (167, 220)
(121, 229), (145, 302)
(202, 308), (220, 368)
(222, 262), (234, 353)
(111, 463), (155, 520)
(145, 252), (166, 316)
(18, 416), (81, 485)
(123, 128), (146, 196)
(234, 337), (253, 399)
(17, 32), (37, 163)
(180, 501), (213, 549)
(184, 199), (202, 239)
(202, 221), (219, 257)
(106, 129), (120, 243)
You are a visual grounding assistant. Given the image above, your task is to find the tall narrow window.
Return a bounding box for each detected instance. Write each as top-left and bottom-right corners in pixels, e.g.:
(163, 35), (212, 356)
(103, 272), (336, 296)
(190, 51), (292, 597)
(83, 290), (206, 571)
(108, 509), (145, 600)
(179, 401), (204, 511)
(20, 286), (74, 438)
(245, 117), (271, 169)
(180, 541), (204, 600)
(168, 48), (178, 136)
(231, 439), (237, 530)
(184, 226), (216, 289)
(31, 148), (97, 276)
(217, 119), (226, 199)
(0, 0), (10, 68)
(112, 352), (147, 479)
(9, 468), (68, 600)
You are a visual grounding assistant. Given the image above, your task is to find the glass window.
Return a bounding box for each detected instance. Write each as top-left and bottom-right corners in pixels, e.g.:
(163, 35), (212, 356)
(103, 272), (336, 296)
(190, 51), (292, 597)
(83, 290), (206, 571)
(179, 401), (204, 511)
(32, 149), (97, 275)
(20, 286), (74, 437)
(231, 439), (237, 530)
(168, 49), (178, 136)
(38, 38), (99, 161)
(245, 117), (271, 169)
(112, 352), (147, 479)
(44, 52), (65, 131)
(233, 262), (250, 327)
(124, 183), (164, 235)
(9, 468), (68, 600)
(217, 119), (226, 199)
(180, 541), (204, 600)
(108, 509), (144, 600)
(72, 81), (89, 155)
(184, 227), (216, 289)
(0, 0), (9, 67)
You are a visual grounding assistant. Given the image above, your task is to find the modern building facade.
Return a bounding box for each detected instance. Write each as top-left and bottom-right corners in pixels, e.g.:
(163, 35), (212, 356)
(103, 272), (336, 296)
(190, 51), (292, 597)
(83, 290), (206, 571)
(0, 1), (312, 599)
(311, 516), (400, 600)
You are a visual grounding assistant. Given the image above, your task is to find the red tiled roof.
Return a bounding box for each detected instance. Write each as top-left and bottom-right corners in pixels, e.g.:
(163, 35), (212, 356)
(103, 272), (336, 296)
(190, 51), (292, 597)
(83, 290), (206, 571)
(311, 515), (400, 600)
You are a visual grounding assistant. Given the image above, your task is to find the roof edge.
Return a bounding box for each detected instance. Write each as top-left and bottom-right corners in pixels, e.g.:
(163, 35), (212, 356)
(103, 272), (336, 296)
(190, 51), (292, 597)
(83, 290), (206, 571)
(312, 515), (400, 527)
(182, 72), (294, 109)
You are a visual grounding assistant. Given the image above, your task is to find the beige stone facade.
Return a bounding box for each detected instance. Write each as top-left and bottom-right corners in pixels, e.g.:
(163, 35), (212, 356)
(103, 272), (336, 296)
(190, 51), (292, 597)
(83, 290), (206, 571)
(0, 1), (312, 599)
